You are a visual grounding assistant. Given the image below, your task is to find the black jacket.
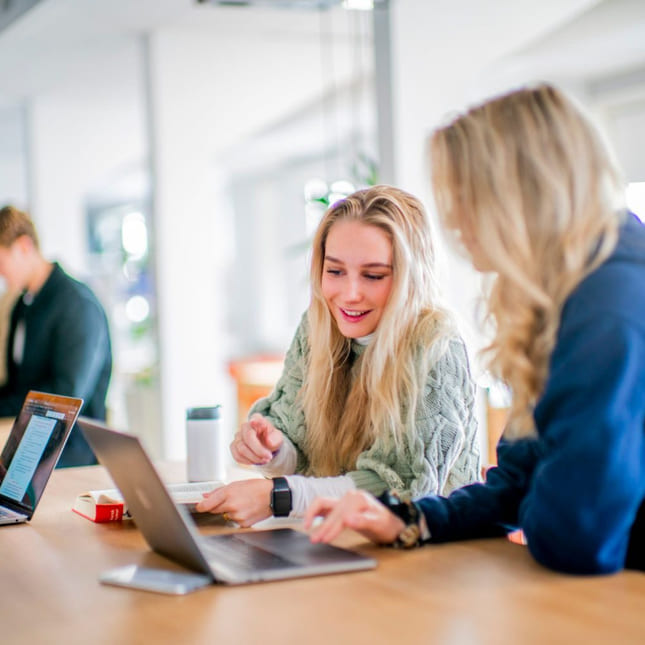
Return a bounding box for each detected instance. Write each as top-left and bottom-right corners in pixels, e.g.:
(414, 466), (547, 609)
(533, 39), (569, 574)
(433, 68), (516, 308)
(0, 263), (112, 466)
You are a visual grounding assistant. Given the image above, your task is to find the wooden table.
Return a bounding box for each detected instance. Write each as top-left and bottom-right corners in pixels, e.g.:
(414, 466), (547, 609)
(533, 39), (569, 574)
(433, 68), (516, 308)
(0, 425), (643, 644)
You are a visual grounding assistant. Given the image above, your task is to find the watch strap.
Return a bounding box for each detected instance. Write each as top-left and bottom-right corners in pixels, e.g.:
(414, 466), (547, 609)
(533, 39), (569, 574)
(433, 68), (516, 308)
(377, 490), (425, 549)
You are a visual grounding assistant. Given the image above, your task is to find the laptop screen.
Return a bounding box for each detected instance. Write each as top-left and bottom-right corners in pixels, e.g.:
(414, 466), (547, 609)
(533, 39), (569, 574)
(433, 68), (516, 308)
(0, 391), (83, 512)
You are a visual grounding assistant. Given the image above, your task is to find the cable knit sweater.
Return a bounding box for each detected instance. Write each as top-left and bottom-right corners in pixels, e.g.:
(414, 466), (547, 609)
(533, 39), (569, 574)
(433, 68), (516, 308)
(250, 314), (481, 498)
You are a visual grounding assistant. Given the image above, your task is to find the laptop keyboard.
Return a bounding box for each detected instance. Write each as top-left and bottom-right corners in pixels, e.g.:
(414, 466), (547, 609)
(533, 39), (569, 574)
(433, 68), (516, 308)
(202, 534), (299, 571)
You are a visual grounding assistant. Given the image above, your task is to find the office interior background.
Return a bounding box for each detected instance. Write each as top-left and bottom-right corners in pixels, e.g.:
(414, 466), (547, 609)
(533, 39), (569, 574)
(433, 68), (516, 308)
(0, 0), (643, 463)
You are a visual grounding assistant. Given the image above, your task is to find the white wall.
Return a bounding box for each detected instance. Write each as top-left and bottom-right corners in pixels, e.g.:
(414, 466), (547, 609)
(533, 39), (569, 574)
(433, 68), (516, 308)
(0, 106), (28, 209)
(27, 40), (146, 276)
(603, 96), (645, 183)
(390, 0), (599, 195)
(148, 17), (367, 458)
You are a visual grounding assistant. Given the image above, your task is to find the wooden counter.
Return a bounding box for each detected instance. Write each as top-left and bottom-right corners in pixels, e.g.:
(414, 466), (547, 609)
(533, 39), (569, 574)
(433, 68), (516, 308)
(0, 420), (643, 644)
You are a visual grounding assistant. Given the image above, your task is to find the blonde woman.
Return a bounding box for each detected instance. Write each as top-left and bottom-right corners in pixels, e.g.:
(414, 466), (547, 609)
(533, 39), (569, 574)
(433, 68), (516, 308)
(306, 84), (645, 575)
(197, 185), (480, 525)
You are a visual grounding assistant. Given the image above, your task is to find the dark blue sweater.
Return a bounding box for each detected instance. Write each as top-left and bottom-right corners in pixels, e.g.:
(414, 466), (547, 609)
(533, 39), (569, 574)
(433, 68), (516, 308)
(416, 213), (645, 574)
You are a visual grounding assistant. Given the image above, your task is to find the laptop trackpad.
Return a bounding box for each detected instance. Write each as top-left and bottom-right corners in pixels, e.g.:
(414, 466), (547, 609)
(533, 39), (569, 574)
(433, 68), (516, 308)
(240, 528), (369, 564)
(204, 528), (366, 572)
(203, 531), (301, 572)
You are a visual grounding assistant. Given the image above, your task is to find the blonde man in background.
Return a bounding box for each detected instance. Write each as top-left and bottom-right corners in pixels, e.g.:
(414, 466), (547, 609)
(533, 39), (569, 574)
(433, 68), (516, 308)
(0, 205), (112, 466)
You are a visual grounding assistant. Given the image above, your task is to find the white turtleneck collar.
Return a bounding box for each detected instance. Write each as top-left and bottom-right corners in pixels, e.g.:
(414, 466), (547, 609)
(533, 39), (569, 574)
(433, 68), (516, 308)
(354, 332), (375, 346)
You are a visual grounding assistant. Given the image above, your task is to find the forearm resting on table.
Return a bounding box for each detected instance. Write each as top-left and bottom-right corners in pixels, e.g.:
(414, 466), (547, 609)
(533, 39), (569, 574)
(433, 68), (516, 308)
(286, 474), (356, 516)
(253, 437), (357, 516)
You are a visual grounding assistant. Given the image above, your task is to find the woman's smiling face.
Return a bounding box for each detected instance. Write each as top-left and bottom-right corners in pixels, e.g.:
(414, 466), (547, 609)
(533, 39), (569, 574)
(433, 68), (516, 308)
(321, 219), (394, 338)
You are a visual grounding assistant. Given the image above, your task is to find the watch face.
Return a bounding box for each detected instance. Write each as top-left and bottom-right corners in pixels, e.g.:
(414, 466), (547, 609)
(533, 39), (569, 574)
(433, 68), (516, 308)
(271, 490), (290, 516)
(271, 478), (292, 517)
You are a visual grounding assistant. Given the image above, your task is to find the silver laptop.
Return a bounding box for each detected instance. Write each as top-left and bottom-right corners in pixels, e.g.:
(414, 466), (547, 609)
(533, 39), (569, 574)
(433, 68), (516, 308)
(0, 391), (84, 525)
(80, 419), (377, 586)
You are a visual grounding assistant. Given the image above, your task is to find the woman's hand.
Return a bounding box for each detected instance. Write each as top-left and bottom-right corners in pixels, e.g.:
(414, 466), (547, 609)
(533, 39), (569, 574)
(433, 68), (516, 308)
(195, 479), (274, 527)
(303, 490), (405, 545)
(230, 413), (284, 466)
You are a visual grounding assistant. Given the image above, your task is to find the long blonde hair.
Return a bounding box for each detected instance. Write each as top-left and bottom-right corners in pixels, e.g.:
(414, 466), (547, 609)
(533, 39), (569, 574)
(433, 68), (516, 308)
(301, 185), (454, 475)
(430, 84), (625, 437)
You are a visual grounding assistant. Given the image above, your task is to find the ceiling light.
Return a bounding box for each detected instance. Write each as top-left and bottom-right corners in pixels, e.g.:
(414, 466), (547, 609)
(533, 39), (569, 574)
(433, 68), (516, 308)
(342, 0), (374, 9)
(196, 0), (384, 10)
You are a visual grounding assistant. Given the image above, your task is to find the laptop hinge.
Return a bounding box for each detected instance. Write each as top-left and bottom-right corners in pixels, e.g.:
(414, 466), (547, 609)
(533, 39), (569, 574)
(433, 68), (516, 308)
(0, 494), (32, 517)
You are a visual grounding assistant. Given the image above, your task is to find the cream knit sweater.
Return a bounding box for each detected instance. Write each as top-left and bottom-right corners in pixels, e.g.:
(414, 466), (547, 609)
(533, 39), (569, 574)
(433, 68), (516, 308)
(250, 315), (481, 498)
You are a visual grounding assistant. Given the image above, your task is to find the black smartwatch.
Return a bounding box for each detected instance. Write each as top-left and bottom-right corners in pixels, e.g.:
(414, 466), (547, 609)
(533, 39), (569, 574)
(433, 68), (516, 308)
(270, 477), (292, 517)
(377, 490), (423, 549)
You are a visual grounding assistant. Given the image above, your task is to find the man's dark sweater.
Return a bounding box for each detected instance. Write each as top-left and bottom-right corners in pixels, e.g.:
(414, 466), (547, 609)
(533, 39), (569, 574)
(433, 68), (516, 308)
(0, 263), (112, 466)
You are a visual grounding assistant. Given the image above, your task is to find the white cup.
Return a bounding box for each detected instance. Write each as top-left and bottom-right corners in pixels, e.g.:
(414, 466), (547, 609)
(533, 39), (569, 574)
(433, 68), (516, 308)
(186, 405), (225, 482)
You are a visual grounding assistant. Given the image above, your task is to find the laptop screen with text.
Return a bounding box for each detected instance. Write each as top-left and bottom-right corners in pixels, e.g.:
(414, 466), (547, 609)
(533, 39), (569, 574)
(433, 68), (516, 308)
(0, 391), (83, 515)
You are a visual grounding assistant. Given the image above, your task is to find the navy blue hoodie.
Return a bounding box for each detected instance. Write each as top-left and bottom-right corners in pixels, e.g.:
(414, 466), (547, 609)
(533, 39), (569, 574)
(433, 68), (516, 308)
(416, 212), (645, 574)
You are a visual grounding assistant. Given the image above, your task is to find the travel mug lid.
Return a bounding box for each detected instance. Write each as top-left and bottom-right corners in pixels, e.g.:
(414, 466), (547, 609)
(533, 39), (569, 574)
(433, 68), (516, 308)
(186, 405), (221, 420)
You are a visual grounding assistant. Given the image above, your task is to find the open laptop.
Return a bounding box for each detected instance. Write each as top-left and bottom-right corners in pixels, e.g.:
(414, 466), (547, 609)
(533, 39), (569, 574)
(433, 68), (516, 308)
(80, 419), (377, 586)
(0, 390), (83, 525)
